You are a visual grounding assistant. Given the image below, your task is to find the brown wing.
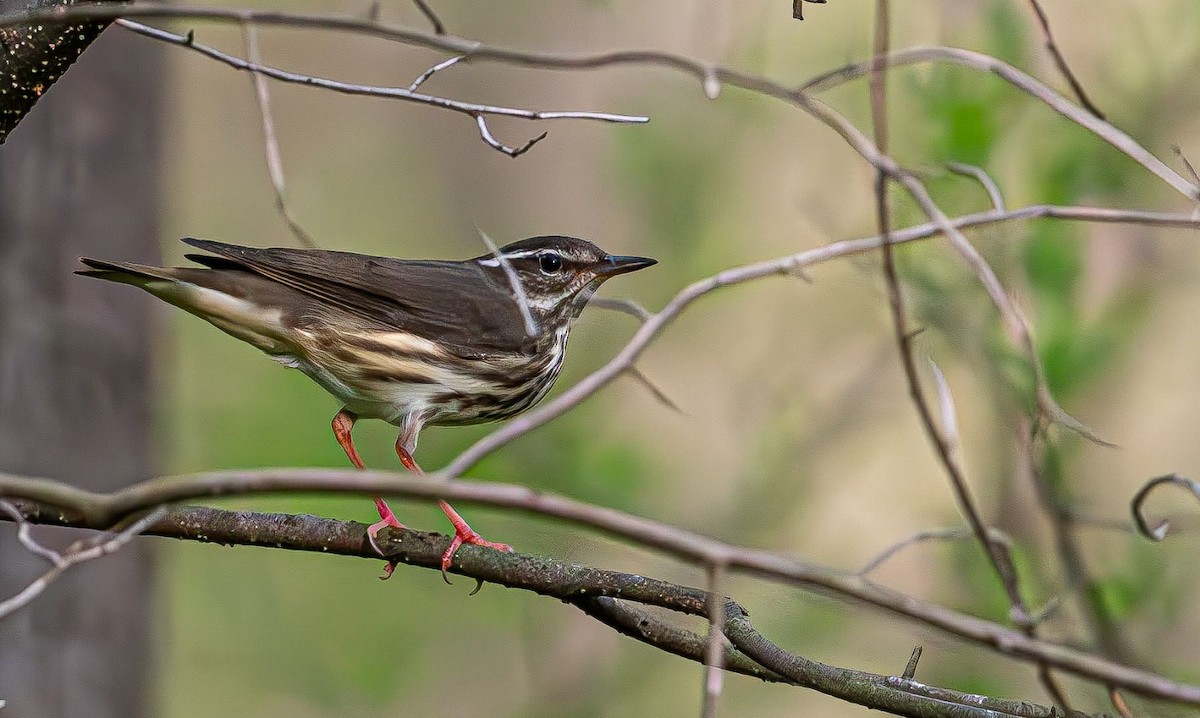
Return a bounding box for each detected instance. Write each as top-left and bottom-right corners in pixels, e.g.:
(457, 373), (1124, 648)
(182, 238), (534, 357)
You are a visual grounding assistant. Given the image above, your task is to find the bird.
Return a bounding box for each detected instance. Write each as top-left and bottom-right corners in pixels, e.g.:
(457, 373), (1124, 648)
(77, 235), (656, 579)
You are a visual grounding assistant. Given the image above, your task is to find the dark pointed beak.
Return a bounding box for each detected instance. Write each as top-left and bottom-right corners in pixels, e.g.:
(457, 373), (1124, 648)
(599, 254), (657, 277)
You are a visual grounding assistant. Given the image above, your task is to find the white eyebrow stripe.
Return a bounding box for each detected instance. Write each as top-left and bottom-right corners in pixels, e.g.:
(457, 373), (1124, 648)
(499, 249), (544, 260)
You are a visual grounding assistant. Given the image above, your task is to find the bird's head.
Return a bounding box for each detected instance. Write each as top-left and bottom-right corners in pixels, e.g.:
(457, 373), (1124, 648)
(475, 235), (656, 323)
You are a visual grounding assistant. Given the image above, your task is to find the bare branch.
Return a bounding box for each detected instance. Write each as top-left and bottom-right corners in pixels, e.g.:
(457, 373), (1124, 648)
(1132, 473), (1200, 542)
(801, 46), (1195, 200)
(3, 469), (1199, 702)
(0, 508), (164, 620)
(870, 21), (1069, 702)
(0, 498), (1155, 714)
(444, 202), (1200, 479)
(6, 5), (1186, 196)
(110, 16), (647, 159)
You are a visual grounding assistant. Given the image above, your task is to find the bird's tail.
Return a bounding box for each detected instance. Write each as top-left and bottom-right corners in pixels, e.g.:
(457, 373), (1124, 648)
(76, 257), (179, 288)
(77, 256), (293, 354)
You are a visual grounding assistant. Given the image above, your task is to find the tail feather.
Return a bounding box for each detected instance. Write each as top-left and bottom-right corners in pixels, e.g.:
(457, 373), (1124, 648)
(76, 255), (293, 354)
(76, 257), (179, 287)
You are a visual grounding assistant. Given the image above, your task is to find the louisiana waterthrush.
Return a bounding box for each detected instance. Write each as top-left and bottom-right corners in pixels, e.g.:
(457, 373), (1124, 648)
(79, 236), (656, 576)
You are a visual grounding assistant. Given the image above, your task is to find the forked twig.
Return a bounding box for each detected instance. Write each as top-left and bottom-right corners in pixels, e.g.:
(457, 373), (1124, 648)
(474, 115), (548, 157)
(113, 18), (647, 160)
(0, 507), (165, 620)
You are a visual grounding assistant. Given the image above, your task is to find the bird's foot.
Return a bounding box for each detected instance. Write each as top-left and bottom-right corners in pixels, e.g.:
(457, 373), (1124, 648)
(368, 499), (406, 580)
(440, 524), (513, 589)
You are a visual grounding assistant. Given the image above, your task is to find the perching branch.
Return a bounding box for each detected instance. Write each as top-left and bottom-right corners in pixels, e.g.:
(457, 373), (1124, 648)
(1, 468), (1198, 705)
(0, 499), (1098, 717)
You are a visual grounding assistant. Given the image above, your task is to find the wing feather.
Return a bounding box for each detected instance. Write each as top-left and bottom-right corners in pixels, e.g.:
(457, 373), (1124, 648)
(181, 238), (533, 357)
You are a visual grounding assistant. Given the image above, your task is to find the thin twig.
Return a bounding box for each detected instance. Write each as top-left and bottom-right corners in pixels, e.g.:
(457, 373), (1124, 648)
(588, 296), (655, 322)
(1131, 473), (1200, 542)
(902, 646), (922, 680)
(0, 508), (165, 620)
(859, 526), (983, 576)
(474, 114), (548, 157)
(700, 561), (728, 718)
(112, 17), (648, 159)
(410, 0), (444, 34)
(0, 499), (64, 565)
(408, 54), (463, 91)
(475, 226), (537, 336)
(584, 298), (680, 412)
(946, 162), (1007, 212)
(1172, 145), (1200, 191)
(624, 367), (682, 414)
(233, 20), (319, 248)
(1023, 0), (1104, 119)
(869, 0), (1009, 619)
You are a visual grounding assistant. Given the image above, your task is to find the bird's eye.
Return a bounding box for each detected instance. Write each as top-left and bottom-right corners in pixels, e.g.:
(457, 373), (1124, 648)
(538, 252), (563, 274)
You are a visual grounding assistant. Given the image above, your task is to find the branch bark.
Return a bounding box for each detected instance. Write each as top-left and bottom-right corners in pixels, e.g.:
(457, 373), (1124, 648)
(1, 468), (1198, 706)
(5, 500), (1091, 718)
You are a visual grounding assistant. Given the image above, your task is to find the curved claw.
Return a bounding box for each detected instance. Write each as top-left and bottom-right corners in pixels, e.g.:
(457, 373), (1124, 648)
(367, 509), (406, 581)
(439, 529), (512, 592)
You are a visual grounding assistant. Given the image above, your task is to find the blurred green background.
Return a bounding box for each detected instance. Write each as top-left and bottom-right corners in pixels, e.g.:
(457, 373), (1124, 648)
(112, 0), (1200, 714)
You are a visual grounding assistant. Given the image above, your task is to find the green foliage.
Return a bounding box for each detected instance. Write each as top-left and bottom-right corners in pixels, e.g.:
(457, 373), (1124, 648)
(912, 0), (1028, 168)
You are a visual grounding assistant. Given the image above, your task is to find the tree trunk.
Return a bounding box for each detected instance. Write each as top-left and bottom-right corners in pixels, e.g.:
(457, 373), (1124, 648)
(0, 21), (162, 718)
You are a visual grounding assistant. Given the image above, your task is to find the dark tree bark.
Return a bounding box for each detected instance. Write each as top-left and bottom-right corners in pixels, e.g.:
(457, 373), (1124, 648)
(0, 0), (109, 143)
(0, 16), (162, 718)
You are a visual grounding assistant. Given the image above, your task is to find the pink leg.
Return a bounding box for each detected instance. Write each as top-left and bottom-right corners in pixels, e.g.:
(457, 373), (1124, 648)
(333, 409), (404, 579)
(395, 438), (512, 582)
